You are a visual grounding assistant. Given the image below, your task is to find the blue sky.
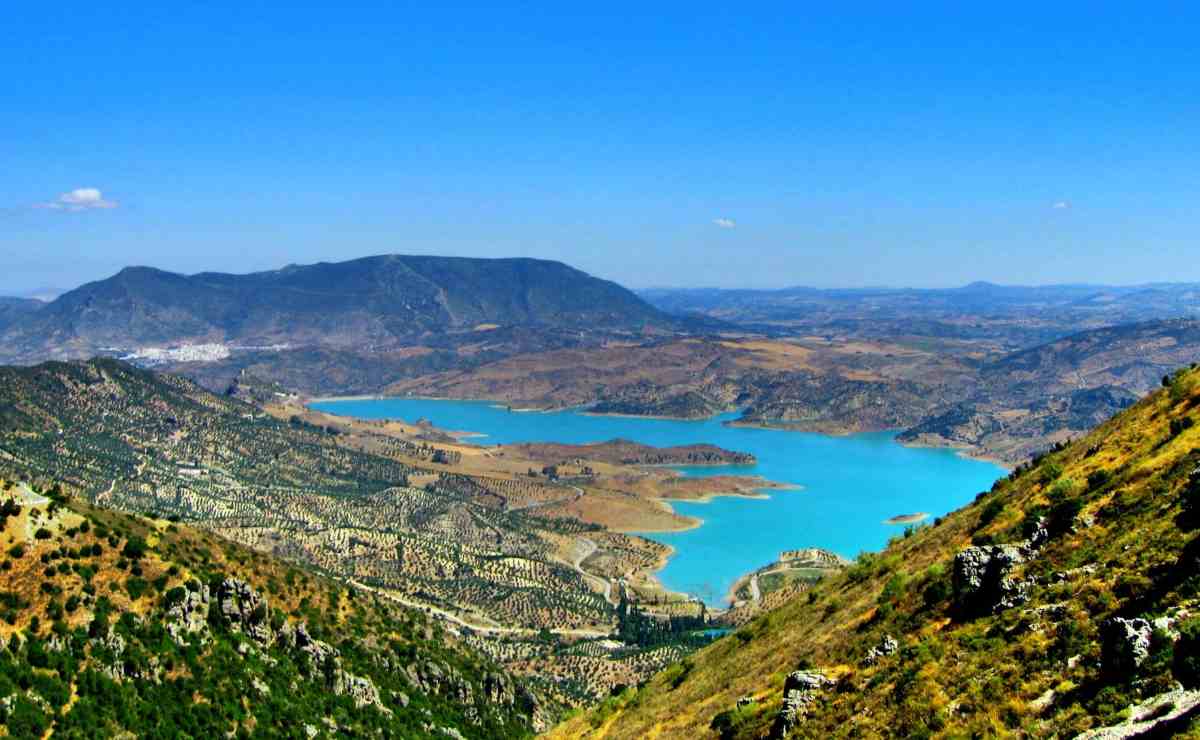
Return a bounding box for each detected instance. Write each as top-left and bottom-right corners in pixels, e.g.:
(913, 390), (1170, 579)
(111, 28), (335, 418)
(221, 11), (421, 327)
(2, 3), (1198, 294)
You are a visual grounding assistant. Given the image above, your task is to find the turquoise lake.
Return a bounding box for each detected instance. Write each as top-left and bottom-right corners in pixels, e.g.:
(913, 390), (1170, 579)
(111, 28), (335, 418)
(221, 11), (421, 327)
(310, 398), (1005, 606)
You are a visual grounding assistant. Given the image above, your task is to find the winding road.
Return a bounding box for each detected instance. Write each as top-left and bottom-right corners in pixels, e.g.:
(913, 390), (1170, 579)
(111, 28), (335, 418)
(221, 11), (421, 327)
(571, 536), (614, 605)
(349, 579), (613, 638)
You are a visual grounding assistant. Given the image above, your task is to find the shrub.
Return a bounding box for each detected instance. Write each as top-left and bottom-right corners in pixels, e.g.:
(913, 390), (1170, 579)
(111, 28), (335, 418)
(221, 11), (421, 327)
(978, 499), (1005, 529)
(1087, 469), (1112, 491)
(1181, 475), (1200, 530)
(1041, 462), (1064, 483)
(1049, 478), (1077, 501)
(1174, 617), (1200, 688)
(1048, 498), (1084, 537)
(1170, 373), (1198, 404)
(710, 704), (757, 738)
(121, 537), (148, 560)
(125, 577), (150, 601)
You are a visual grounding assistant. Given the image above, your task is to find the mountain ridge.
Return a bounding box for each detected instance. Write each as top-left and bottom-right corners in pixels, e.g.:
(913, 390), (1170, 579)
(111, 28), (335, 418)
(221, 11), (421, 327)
(0, 255), (673, 363)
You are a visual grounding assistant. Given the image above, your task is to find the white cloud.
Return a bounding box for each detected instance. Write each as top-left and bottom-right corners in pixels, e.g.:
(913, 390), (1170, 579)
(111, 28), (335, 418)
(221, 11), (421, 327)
(36, 187), (118, 211)
(713, 217), (736, 229)
(1052, 200), (1071, 210)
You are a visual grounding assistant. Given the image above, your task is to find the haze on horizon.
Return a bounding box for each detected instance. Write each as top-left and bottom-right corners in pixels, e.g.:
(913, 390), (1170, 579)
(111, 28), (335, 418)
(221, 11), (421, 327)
(3, 3), (1198, 295)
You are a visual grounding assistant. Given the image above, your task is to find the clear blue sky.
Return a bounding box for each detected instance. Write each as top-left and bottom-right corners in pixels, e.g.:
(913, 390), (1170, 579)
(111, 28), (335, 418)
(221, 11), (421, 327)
(3, 3), (1198, 295)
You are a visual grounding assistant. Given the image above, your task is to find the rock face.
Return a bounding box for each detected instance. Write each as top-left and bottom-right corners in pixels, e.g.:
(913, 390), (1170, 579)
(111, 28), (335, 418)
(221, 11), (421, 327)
(161, 578), (389, 712)
(953, 544), (1030, 616)
(770, 671), (833, 738)
(215, 578), (272, 644)
(1074, 688), (1200, 739)
(165, 585), (209, 646)
(1101, 617), (1154, 674)
(861, 634), (900, 666)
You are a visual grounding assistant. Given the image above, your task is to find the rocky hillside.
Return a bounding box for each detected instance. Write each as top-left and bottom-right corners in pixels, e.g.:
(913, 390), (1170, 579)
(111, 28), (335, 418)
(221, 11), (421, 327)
(898, 319), (1200, 461)
(551, 364), (1200, 737)
(0, 255), (673, 365)
(0, 480), (538, 737)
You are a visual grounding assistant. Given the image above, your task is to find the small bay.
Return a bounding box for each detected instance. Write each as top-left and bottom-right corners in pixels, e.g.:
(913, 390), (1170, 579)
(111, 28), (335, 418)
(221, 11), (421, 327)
(311, 398), (1004, 606)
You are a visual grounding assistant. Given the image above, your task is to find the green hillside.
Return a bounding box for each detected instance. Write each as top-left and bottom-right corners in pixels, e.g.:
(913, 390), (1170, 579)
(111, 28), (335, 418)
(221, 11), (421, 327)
(551, 365), (1200, 738)
(0, 480), (538, 737)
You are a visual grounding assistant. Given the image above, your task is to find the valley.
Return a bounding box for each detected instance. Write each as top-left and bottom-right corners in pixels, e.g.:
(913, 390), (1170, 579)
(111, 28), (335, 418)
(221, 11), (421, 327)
(5, 258), (1200, 464)
(2, 257), (1199, 736)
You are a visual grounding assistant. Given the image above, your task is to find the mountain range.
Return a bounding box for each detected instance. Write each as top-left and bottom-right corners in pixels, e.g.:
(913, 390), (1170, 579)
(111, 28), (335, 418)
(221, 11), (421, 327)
(0, 255), (672, 362)
(4, 257), (1200, 462)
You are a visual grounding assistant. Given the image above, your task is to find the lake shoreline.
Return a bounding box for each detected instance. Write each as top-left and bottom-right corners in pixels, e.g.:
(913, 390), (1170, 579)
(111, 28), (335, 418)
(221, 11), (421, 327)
(310, 396), (1006, 607)
(310, 391), (1013, 467)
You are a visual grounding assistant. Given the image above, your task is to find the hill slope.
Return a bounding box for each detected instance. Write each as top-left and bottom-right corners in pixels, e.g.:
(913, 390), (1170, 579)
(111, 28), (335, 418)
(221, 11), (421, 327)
(0, 255), (671, 363)
(551, 364), (1200, 738)
(0, 479), (538, 737)
(898, 319), (1200, 461)
(0, 297), (43, 333)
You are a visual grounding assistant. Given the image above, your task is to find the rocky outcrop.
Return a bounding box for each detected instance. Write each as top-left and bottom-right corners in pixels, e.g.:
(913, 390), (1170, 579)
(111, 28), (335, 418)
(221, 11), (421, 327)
(334, 670), (385, 710)
(161, 578), (388, 713)
(215, 578), (272, 644)
(770, 671), (834, 738)
(165, 585), (210, 646)
(953, 542), (1038, 616)
(861, 634), (899, 666)
(1074, 688), (1200, 739)
(1101, 618), (1153, 674)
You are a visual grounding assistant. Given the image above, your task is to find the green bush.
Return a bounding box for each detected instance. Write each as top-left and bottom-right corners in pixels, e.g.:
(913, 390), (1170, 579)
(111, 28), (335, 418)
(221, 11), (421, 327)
(1041, 462), (1064, 483)
(125, 577), (150, 601)
(1087, 469), (1111, 491)
(977, 499), (1005, 529)
(710, 703), (757, 738)
(1173, 617), (1200, 687)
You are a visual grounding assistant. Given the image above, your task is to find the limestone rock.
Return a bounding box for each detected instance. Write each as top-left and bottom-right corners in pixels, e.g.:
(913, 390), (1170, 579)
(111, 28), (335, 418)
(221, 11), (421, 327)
(783, 670), (833, 694)
(1074, 688), (1200, 739)
(1102, 617), (1153, 674)
(953, 544), (1030, 615)
(214, 578), (272, 645)
(165, 584), (210, 647)
(862, 634), (899, 666)
(333, 669), (387, 711)
(770, 671), (833, 737)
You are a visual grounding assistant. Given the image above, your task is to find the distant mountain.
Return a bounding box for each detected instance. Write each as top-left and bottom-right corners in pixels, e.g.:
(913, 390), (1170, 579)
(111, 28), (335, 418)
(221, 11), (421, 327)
(393, 320), (1200, 463)
(0, 256), (672, 363)
(0, 296), (44, 333)
(640, 282), (1200, 349)
(897, 319), (1200, 460)
(980, 318), (1200, 393)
